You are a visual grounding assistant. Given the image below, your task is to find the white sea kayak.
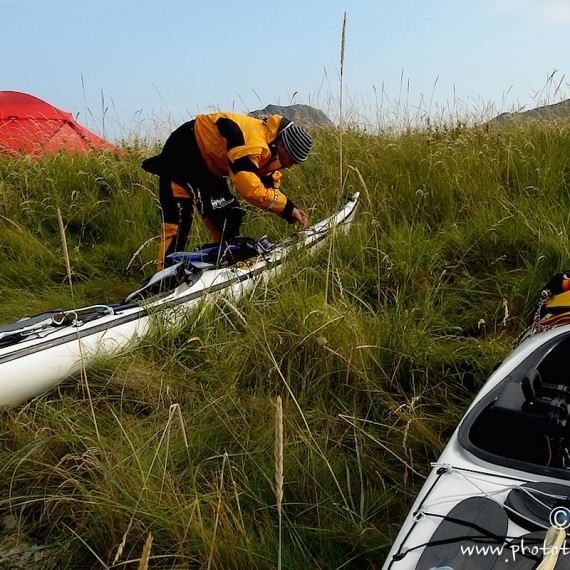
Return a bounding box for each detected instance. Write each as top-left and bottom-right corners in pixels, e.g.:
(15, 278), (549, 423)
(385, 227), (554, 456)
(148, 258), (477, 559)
(0, 193), (360, 406)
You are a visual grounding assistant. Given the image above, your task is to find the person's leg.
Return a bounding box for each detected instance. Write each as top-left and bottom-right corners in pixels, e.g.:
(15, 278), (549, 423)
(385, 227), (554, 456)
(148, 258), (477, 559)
(157, 178), (194, 270)
(196, 176), (245, 242)
(143, 121), (199, 270)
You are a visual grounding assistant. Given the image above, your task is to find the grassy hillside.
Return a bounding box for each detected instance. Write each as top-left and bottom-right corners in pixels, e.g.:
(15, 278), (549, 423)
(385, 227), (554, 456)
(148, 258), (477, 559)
(1, 117), (570, 568)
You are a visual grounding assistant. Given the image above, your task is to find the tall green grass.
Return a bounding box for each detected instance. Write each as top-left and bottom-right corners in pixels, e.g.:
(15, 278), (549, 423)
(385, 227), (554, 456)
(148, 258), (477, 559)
(1, 114), (570, 568)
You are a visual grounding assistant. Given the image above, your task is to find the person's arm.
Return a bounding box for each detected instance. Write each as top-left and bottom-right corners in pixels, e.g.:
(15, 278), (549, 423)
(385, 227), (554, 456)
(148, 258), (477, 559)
(229, 158), (305, 224)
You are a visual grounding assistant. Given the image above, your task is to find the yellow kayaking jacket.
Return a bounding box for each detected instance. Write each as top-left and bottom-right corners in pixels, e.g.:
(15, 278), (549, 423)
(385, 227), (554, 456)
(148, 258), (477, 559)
(194, 113), (293, 219)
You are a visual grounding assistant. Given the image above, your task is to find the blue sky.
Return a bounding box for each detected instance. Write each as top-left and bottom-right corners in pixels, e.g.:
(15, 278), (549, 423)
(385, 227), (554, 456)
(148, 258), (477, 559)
(2, 0), (570, 140)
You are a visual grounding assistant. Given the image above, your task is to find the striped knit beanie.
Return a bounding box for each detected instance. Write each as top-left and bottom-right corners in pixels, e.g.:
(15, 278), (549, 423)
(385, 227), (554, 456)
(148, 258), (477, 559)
(279, 120), (313, 163)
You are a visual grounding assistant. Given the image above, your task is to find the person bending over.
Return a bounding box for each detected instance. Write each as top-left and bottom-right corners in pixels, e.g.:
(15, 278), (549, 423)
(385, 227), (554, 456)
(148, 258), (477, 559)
(142, 112), (313, 270)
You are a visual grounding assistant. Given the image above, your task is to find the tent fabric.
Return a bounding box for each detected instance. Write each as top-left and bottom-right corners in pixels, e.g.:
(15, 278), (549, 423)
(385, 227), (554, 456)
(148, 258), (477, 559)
(0, 91), (119, 156)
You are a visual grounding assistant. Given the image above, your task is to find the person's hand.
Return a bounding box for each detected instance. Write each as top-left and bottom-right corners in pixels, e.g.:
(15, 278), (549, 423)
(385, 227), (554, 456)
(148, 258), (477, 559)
(290, 207), (309, 227)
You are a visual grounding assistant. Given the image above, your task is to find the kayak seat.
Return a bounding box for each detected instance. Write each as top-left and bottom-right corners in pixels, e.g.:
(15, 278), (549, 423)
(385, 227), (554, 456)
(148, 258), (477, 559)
(522, 368), (570, 403)
(469, 375), (570, 466)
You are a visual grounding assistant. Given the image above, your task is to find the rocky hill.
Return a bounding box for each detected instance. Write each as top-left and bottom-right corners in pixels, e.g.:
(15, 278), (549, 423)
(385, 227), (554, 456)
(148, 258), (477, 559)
(249, 104), (334, 128)
(490, 99), (570, 125)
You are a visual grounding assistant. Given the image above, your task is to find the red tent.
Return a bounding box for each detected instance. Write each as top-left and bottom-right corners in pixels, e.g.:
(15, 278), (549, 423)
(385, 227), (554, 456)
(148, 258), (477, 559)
(0, 91), (120, 156)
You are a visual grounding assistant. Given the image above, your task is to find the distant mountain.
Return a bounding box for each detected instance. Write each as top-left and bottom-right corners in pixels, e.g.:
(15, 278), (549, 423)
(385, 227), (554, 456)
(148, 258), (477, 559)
(490, 99), (570, 126)
(249, 104), (334, 128)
